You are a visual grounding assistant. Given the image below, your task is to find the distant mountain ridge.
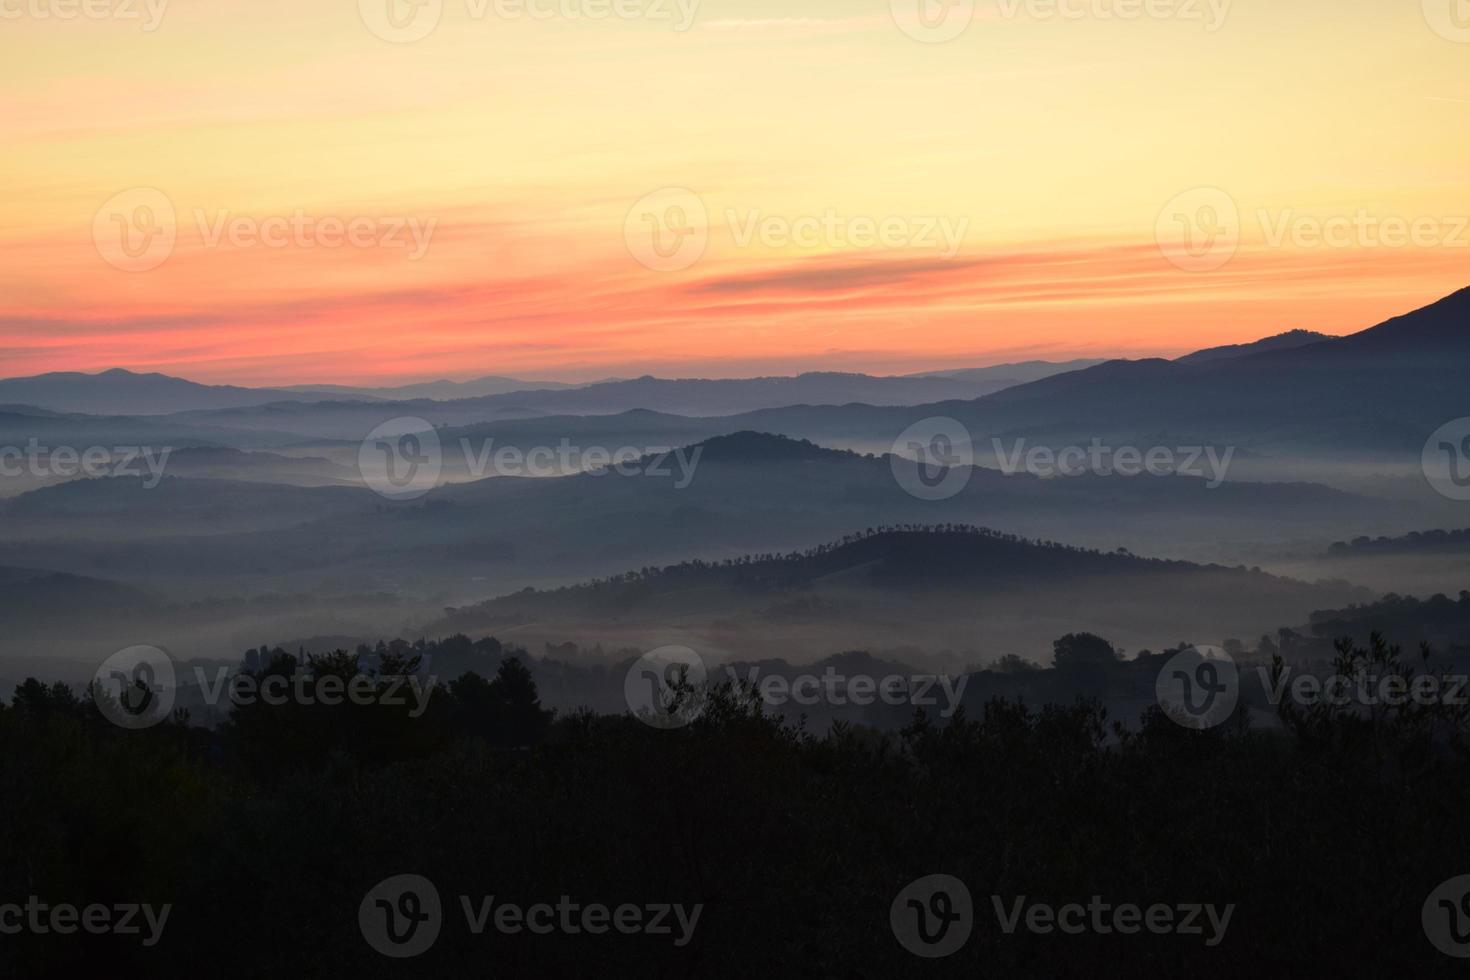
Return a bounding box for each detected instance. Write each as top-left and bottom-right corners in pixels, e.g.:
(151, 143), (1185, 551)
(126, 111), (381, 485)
(1175, 329), (1333, 364)
(428, 526), (1369, 662)
(903, 359), (1108, 384)
(282, 375), (577, 401)
(0, 369), (368, 416)
(968, 285), (1470, 451)
(0, 362), (1101, 418)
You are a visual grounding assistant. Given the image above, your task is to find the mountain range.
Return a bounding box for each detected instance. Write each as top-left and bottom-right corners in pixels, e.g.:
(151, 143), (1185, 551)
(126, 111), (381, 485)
(426, 527), (1369, 667)
(0, 361), (1100, 418)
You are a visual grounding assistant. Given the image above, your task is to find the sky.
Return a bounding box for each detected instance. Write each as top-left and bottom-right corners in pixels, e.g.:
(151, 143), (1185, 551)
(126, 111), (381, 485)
(2, 0), (1468, 385)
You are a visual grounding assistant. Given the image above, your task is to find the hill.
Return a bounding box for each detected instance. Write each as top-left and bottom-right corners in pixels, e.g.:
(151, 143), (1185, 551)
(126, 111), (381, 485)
(1175, 329), (1334, 364)
(426, 526), (1370, 666)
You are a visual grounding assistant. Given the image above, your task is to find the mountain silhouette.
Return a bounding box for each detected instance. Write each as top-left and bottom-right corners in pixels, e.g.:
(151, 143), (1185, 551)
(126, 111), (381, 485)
(1175, 329), (1334, 364)
(429, 527), (1368, 664)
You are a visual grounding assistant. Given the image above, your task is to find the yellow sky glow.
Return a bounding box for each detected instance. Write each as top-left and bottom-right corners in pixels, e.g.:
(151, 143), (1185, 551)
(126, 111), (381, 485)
(2, 0), (1468, 384)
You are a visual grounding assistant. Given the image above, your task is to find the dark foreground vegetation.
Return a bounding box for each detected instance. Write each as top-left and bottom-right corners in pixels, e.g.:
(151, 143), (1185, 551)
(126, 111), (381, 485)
(3, 637), (1470, 978)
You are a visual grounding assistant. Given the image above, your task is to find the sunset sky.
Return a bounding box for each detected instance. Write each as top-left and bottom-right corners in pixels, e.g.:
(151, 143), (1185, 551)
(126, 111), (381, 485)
(2, 0), (1468, 385)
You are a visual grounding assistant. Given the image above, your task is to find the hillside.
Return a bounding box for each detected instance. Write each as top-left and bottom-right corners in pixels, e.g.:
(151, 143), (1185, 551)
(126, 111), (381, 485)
(427, 526), (1370, 666)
